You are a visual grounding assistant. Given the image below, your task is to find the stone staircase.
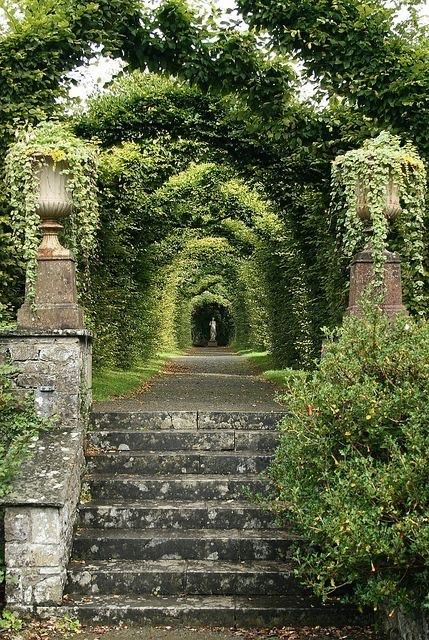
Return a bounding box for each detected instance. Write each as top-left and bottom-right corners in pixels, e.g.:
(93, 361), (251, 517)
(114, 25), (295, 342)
(59, 411), (364, 627)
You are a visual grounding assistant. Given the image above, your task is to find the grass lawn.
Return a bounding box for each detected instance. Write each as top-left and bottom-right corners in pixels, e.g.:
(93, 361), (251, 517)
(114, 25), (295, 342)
(93, 352), (180, 401)
(235, 349), (275, 372)
(237, 349), (289, 388)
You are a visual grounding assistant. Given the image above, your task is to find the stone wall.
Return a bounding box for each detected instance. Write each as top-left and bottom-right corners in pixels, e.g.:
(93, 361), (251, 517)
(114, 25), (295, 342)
(2, 429), (84, 607)
(385, 610), (429, 640)
(0, 329), (92, 429)
(0, 329), (92, 609)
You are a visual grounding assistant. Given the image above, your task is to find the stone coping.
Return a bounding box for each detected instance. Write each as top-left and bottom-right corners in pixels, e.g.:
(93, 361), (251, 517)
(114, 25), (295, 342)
(0, 428), (84, 508)
(0, 329), (92, 339)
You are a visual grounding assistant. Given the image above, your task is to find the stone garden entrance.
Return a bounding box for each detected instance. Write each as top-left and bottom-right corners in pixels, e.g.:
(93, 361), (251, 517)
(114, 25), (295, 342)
(52, 350), (359, 626)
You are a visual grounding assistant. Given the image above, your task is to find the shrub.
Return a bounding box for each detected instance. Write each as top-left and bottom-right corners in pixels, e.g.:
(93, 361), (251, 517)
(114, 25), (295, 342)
(269, 307), (429, 614)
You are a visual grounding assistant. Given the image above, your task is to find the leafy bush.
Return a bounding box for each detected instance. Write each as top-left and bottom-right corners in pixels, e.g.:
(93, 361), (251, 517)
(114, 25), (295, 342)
(269, 308), (429, 614)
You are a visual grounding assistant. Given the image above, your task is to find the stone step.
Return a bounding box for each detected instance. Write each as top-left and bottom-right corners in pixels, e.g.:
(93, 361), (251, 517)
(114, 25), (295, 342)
(79, 500), (282, 530)
(73, 528), (295, 562)
(86, 474), (266, 502)
(86, 430), (279, 452)
(43, 595), (366, 627)
(66, 559), (304, 597)
(85, 451), (273, 475)
(91, 411), (287, 432)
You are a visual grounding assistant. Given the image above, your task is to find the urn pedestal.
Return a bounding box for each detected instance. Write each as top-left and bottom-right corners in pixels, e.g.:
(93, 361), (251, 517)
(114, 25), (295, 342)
(347, 246), (406, 318)
(17, 159), (84, 330)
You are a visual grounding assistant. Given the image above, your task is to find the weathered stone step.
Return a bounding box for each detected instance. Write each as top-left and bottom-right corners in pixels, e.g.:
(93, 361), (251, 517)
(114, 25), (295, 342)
(85, 451), (273, 475)
(73, 528), (295, 562)
(79, 500), (281, 530)
(86, 474), (266, 502)
(91, 411), (286, 432)
(86, 430), (279, 452)
(44, 594), (366, 627)
(66, 559), (303, 597)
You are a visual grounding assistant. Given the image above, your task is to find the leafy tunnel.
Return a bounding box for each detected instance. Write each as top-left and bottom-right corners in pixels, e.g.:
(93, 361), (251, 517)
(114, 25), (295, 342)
(79, 72), (318, 372)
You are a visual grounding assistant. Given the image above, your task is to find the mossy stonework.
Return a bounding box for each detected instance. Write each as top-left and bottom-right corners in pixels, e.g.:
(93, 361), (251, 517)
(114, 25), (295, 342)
(0, 329), (92, 608)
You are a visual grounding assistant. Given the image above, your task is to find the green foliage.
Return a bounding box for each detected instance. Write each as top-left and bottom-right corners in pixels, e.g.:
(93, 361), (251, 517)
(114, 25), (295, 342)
(0, 609), (23, 632)
(85, 115), (289, 369)
(5, 121), (99, 297)
(137, 0), (295, 116)
(54, 614), (81, 634)
(0, 0), (142, 156)
(269, 308), (429, 613)
(332, 132), (427, 312)
(82, 71), (378, 362)
(236, 0), (429, 153)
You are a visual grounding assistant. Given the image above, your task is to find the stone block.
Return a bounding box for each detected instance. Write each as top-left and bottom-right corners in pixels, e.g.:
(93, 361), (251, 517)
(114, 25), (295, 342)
(0, 346), (10, 365)
(4, 510), (32, 543)
(39, 343), (79, 363)
(33, 573), (65, 604)
(6, 567), (65, 605)
(30, 508), (61, 544)
(8, 344), (41, 361)
(6, 542), (62, 568)
(34, 390), (80, 422)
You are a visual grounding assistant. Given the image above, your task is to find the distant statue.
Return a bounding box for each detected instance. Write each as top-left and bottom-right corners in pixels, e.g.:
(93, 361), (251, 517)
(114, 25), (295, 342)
(209, 317), (217, 342)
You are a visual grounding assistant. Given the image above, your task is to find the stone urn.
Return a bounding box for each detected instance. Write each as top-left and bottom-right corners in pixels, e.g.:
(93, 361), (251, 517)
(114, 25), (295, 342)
(356, 178), (402, 221)
(37, 157), (72, 220)
(36, 157), (72, 260)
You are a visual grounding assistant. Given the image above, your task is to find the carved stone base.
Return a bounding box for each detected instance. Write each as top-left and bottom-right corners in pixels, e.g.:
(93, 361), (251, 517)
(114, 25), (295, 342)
(208, 340), (218, 347)
(347, 247), (407, 318)
(17, 219), (84, 330)
(18, 302), (84, 330)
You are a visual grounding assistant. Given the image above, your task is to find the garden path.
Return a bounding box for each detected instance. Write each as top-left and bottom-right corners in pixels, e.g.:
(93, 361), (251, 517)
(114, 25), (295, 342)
(94, 347), (283, 412)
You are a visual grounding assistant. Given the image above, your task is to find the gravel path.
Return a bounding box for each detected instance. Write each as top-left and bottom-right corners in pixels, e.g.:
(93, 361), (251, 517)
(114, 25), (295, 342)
(94, 348), (284, 412)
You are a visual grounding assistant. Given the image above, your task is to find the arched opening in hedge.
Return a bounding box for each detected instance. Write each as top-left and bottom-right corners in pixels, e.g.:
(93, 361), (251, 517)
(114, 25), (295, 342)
(191, 300), (234, 347)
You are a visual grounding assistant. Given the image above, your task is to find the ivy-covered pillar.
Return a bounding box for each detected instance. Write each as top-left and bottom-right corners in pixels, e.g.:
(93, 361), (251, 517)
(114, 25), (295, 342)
(17, 162), (84, 330)
(0, 123), (98, 609)
(1, 123), (99, 423)
(332, 132), (426, 318)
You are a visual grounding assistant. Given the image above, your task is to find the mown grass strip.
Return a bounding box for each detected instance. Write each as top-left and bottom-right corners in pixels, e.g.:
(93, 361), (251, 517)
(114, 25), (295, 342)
(92, 352), (180, 401)
(237, 349), (289, 388)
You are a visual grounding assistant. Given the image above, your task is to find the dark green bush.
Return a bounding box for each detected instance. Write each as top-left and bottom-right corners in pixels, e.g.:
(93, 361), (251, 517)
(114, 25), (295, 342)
(270, 308), (429, 614)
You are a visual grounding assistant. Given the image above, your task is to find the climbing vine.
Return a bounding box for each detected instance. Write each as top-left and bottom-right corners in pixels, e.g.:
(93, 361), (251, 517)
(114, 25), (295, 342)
(332, 132), (427, 312)
(5, 121), (99, 297)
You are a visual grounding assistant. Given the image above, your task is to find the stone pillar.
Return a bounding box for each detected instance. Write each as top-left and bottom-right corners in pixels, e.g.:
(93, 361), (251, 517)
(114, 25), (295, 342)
(0, 329), (92, 428)
(17, 219), (84, 330)
(347, 247), (406, 318)
(2, 429), (84, 608)
(0, 330), (91, 608)
(0, 159), (94, 609)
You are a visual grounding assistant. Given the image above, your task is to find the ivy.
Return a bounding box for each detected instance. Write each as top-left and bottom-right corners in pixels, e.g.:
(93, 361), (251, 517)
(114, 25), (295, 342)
(332, 132), (427, 313)
(5, 121), (99, 298)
